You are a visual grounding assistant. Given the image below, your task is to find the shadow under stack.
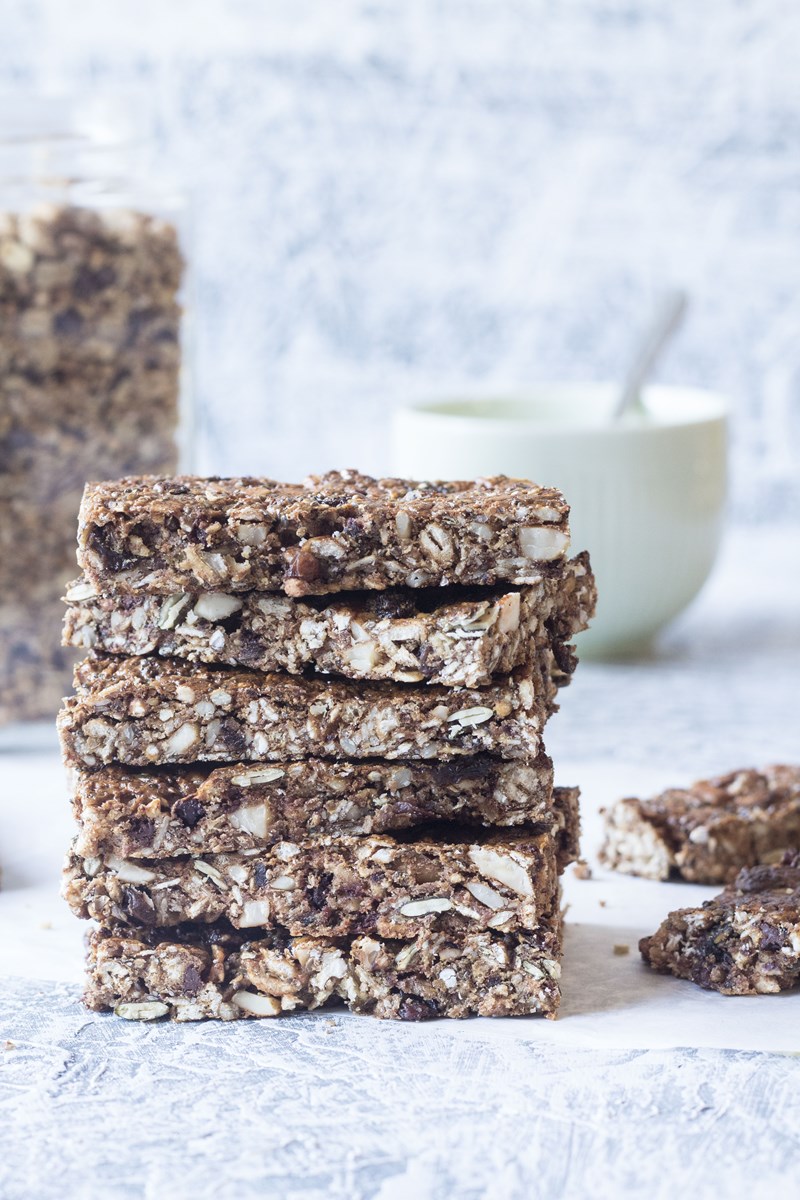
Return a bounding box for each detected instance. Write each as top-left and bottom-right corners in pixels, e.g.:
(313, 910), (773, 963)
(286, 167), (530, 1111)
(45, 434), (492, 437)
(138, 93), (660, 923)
(58, 470), (595, 1021)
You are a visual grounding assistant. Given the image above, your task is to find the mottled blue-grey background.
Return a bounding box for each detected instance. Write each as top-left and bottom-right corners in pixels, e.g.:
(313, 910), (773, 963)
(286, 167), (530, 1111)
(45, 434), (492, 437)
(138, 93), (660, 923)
(2, 0), (798, 519)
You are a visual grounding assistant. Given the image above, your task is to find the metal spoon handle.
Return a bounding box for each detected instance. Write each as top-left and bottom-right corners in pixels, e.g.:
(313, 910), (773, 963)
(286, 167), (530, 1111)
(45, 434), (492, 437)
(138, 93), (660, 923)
(613, 289), (688, 420)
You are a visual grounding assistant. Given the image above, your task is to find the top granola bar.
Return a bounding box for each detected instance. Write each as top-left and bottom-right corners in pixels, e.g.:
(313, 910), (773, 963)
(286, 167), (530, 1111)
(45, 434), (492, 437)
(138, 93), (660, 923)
(76, 470), (570, 596)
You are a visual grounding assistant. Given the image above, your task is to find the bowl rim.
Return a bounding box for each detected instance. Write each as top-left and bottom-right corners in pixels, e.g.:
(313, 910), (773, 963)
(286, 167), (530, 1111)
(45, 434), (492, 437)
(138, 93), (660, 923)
(395, 382), (729, 435)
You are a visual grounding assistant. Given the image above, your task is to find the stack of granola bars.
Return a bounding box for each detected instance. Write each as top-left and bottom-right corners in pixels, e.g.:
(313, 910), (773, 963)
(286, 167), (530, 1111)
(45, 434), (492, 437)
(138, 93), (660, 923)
(0, 204), (183, 724)
(58, 470), (595, 1021)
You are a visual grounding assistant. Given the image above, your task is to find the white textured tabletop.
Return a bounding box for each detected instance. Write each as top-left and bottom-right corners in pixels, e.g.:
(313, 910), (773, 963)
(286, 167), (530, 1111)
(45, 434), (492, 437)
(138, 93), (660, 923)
(1, 528), (799, 1200)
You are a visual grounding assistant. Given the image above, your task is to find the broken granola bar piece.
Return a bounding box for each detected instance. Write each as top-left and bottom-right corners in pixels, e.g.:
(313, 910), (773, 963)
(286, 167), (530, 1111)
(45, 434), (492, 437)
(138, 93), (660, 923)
(640, 854), (800, 995)
(68, 758), (577, 857)
(62, 552), (595, 688)
(76, 471), (570, 596)
(83, 914), (563, 1021)
(58, 653), (559, 768)
(63, 825), (564, 938)
(600, 765), (800, 884)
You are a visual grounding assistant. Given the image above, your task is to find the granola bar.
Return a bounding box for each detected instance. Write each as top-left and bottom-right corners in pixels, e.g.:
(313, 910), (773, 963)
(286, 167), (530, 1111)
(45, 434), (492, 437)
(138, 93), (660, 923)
(76, 471), (570, 597)
(0, 203), (183, 726)
(0, 602), (75, 724)
(69, 758), (578, 858)
(83, 916), (563, 1021)
(0, 418), (177, 505)
(63, 826), (562, 938)
(640, 855), (800, 995)
(63, 552), (594, 688)
(58, 653), (558, 768)
(601, 765), (800, 884)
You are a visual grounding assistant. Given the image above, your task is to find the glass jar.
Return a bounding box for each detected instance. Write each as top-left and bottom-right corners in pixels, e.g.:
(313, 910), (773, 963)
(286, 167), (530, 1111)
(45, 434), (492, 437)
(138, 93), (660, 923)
(0, 104), (191, 744)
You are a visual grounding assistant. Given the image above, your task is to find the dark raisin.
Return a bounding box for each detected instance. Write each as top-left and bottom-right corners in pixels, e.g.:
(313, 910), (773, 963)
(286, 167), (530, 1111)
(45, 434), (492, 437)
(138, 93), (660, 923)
(126, 307), (159, 343)
(390, 800), (421, 821)
(175, 797), (205, 827)
(699, 933), (728, 963)
(73, 264), (116, 298)
(188, 524), (209, 546)
(235, 630), (265, 665)
(122, 887), (156, 926)
(183, 964), (204, 995)
(310, 872), (333, 910)
(397, 996), (438, 1021)
(416, 643), (437, 678)
(129, 817), (156, 847)
(253, 863), (268, 889)
(218, 719), (247, 756)
(368, 591), (417, 620)
(429, 757), (493, 786)
(552, 640), (577, 676)
(52, 308), (83, 337)
(285, 548), (322, 582)
(758, 923), (786, 951)
(87, 527), (138, 574)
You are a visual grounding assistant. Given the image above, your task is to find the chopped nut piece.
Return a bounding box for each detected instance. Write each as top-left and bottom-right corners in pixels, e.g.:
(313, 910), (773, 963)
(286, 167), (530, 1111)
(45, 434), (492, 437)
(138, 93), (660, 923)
(106, 857), (157, 885)
(230, 768), (286, 786)
(114, 1001), (169, 1021)
(447, 707), (495, 728)
(468, 845), (534, 897)
(232, 990), (281, 1017)
(399, 898), (454, 917)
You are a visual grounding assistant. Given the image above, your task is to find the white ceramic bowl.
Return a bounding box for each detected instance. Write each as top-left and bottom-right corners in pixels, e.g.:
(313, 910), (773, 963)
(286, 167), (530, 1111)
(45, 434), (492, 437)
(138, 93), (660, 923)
(392, 384), (728, 657)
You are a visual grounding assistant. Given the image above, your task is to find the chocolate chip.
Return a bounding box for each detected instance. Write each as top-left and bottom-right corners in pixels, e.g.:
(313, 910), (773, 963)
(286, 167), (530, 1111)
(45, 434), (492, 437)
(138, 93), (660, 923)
(253, 863), (268, 889)
(175, 797), (205, 827)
